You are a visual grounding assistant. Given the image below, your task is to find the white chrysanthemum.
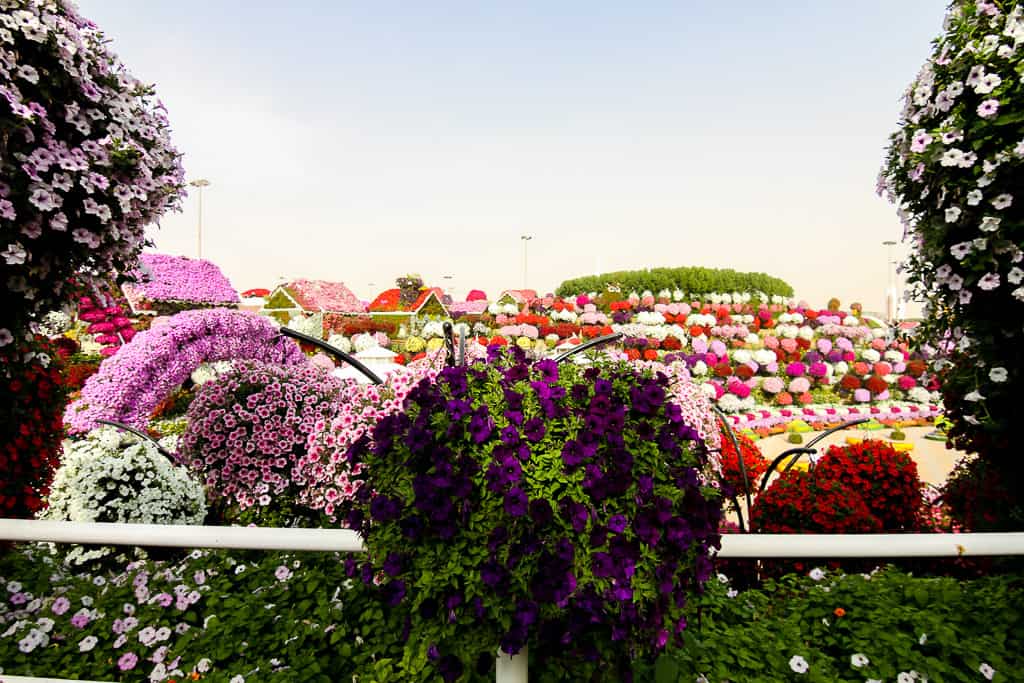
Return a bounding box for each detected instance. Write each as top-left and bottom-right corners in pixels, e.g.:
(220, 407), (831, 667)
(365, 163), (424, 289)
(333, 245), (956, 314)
(326, 334), (353, 354)
(862, 349), (881, 363)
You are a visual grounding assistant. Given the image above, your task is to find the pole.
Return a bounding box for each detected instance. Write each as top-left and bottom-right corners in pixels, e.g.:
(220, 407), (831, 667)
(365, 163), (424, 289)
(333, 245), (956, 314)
(521, 235), (532, 289)
(190, 179), (211, 260)
(496, 647), (528, 683)
(882, 240), (896, 321)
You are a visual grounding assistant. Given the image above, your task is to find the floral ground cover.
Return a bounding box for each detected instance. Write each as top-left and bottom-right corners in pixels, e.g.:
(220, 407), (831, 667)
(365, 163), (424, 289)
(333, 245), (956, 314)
(0, 546), (1019, 683)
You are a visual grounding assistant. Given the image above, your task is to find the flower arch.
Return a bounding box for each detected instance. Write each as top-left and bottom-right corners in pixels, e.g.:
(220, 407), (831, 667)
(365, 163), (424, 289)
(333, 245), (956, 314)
(64, 308), (306, 433)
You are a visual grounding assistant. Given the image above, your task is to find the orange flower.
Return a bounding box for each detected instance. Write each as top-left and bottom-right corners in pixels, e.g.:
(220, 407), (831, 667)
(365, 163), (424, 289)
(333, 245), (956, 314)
(833, 607), (846, 618)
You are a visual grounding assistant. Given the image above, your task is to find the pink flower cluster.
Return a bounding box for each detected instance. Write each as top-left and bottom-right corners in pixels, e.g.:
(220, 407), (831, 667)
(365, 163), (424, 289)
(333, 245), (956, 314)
(65, 309), (306, 433)
(179, 360), (346, 510)
(125, 253), (239, 305)
(78, 295), (135, 357)
(298, 364), (439, 520)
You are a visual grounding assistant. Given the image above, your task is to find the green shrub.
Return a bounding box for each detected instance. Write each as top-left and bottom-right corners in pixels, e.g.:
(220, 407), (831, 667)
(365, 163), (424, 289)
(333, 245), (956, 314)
(555, 266), (793, 299)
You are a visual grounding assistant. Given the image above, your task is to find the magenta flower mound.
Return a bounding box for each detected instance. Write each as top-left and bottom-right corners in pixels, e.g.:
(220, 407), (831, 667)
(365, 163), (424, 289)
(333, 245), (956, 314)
(124, 253), (239, 306)
(65, 308), (306, 433)
(728, 380), (751, 398)
(178, 360), (346, 515)
(785, 362), (807, 377)
(808, 362), (829, 378)
(341, 348), (723, 680)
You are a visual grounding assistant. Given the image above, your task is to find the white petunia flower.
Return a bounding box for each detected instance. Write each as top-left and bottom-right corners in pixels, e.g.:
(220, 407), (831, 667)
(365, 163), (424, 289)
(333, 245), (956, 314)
(980, 662), (995, 680)
(992, 193), (1013, 209)
(945, 206), (961, 222)
(975, 72), (1002, 94)
(967, 189), (983, 205)
(950, 242), (972, 260)
(851, 653), (870, 668)
(990, 367), (1008, 382)
(980, 216), (1001, 232)
(789, 655), (809, 674)
(809, 568), (825, 581)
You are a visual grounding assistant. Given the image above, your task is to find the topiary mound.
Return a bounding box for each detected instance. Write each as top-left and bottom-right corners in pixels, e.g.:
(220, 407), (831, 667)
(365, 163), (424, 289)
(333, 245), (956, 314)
(40, 427), (205, 567)
(555, 266), (793, 299)
(718, 431), (768, 497)
(178, 360), (346, 525)
(338, 350), (723, 681)
(751, 440), (923, 533)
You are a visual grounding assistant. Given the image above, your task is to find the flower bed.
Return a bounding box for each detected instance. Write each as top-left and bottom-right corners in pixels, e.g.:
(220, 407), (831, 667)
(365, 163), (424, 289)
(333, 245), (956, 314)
(122, 254), (239, 314)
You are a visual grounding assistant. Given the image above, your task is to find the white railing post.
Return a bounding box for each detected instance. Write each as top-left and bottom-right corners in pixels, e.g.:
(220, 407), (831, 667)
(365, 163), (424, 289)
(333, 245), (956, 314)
(496, 646), (528, 683)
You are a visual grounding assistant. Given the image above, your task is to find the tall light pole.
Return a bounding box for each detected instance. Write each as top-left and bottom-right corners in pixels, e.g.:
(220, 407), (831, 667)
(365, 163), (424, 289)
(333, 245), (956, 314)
(520, 235), (532, 289)
(443, 274), (454, 297)
(190, 179), (211, 259)
(882, 240), (896, 321)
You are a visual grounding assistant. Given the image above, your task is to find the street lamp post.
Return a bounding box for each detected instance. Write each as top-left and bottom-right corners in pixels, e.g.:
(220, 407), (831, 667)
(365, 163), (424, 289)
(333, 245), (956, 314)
(190, 179), (211, 259)
(882, 240), (897, 322)
(443, 274), (454, 297)
(520, 235), (532, 289)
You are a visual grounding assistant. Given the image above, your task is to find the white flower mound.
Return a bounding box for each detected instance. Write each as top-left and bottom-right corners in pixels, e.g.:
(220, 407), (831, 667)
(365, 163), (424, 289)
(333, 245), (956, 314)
(41, 428), (205, 564)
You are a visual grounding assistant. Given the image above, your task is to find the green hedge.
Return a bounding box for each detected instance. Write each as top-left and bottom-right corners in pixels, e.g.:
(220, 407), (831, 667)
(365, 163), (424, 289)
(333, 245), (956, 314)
(555, 266), (793, 299)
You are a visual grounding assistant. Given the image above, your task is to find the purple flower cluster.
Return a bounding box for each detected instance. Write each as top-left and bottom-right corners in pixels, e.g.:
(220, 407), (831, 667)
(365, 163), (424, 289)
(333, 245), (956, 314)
(179, 360), (345, 511)
(126, 253), (239, 305)
(65, 309), (306, 433)
(345, 349), (723, 679)
(0, 1), (186, 335)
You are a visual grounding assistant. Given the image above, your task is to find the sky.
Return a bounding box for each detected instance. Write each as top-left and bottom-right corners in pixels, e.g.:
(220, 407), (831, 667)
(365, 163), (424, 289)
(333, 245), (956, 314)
(76, 0), (945, 312)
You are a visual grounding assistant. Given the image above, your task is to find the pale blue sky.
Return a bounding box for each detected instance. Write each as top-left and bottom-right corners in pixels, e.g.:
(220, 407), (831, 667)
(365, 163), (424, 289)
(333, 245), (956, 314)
(77, 1), (943, 310)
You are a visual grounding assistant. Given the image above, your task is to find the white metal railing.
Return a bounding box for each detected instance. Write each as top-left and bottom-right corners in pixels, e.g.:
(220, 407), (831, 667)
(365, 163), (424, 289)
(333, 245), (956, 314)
(1, 519), (1023, 683)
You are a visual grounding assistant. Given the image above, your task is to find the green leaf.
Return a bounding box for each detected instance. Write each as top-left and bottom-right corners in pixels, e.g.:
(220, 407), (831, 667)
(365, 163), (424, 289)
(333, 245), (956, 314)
(654, 654), (680, 683)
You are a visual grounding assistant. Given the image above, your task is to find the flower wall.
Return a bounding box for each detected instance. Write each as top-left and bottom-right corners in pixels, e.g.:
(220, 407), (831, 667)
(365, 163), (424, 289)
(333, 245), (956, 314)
(122, 254), (239, 313)
(880, 0), (1024, 528)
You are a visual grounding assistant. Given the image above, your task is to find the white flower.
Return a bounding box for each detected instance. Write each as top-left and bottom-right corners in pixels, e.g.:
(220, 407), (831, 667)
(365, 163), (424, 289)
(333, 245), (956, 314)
(940, 148), (966, 166)
(0, 328), (12, 347)
(978, 98), (1000, 118)
(910, 129), (933, 152)
(789, 655), (809, 674)
(898, 674), (915, 683)
(808, 568), (825, 581)
(990, 367), (1008, 383)
(1008, 267), (1024, 285)
(850, 653), (869, 668)
(79, 635), (98, 652)
(230, 676), (245, 683)
(975, 72), (1002, 94)
(2, 242), (27, 265)
(980, 216), (1001, 232)
(919, 633), (928, 645)
(980, 662), (995, 680)
(992, 193), (1013, 209)
(960, 289), (973, 305)
(950, 242), (972, 260)
(967, 189), (983, 205)
(1014, 286), (1024, 302)
(945, 206), (961, 222)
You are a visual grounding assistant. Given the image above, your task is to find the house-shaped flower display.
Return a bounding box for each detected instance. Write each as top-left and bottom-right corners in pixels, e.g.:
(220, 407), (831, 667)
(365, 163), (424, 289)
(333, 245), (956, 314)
(260, 279), (366, 325)
(368, 287), (450, 323)
(121, 253), (239, 315)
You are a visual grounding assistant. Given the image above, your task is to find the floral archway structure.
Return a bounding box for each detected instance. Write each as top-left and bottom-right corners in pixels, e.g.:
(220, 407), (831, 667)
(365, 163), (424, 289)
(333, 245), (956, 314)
(64, 308), (306, 434)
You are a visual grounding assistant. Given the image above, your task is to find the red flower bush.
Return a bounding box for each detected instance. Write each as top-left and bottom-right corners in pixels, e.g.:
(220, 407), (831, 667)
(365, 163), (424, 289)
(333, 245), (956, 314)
(0, 337), (66, 519)
(751, 440), (923, 533)
(719, 432), (768, 496)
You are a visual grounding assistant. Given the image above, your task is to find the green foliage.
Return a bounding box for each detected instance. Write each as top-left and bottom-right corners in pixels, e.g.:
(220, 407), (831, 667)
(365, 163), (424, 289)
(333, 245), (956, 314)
(787, 433), (804, 444)
(263, 290), (298, 310)
(555, 266), (793, 298)
(640, 567), (1024, 682)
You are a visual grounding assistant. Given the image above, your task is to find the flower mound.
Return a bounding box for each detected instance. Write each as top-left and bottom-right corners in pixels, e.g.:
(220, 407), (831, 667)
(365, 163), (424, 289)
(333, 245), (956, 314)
(297, 364), (439, 521)
(0, 0), (186, 335)
(125, 253), (239, 308)
(40, 427), (205, 566)
(64, 309), (305, 433)
(752, 440), (923, 533)
(343, 351), (723, 680)
(178, 360), (346, 517)
(718, 431), (768, 497)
